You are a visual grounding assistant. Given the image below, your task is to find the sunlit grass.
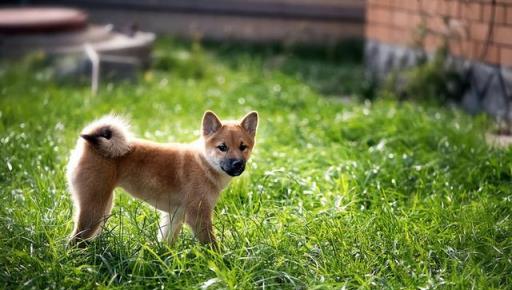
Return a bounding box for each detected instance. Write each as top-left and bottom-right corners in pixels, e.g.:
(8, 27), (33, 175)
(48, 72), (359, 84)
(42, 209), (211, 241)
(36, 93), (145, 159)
(0, 38), (511, 289)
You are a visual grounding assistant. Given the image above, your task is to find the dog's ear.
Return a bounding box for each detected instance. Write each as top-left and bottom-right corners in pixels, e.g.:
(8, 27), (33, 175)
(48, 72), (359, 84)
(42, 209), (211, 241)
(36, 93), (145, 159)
(202, 111), (222, 136)
(240, 111), (258, 137)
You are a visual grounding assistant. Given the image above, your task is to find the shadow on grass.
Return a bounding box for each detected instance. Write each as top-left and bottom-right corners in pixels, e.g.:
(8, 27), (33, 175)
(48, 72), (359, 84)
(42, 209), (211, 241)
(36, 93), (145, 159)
(154, 37), (372, 98)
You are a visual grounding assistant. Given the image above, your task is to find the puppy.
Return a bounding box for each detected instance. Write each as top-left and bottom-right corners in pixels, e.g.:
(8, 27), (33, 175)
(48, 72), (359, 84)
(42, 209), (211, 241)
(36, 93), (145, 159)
(67, 111), (258, 247)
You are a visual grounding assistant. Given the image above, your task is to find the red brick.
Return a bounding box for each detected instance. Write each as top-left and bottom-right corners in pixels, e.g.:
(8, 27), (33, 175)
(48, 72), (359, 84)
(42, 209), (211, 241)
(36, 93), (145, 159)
(470, 22), (492, 41)
(367, 24), (393, 43)
(428, 16), (448, 35)
(494, 25), (512, 45)
(409, 13), (423, 28)
(449, 40), (473, 58)
(422, 0), (439, 15)
(390, 0), (403, 9)
(366, 0), (512, 67)
(440, 1), (460, 17)
(507, 6), (512, 25)
(393, 0), (408, 9)
(382, 0), (394, 7)
(461, 2), (482, 21)
(437, 0), (449, 16)
(404, 0), (421, 12)
(482, 3), (507, 23)
(447, 1), (460, 18)
(367, 6), (393, 25)
(390, 27), (411, 45)
(500, 46), (512, 68)
(473, 42), (500, 64)
(392, 10), (409, 28)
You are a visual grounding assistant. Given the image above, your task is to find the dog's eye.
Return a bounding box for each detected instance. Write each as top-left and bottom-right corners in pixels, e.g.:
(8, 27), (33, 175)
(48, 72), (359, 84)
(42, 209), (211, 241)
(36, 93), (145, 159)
(100, 128), (112, 139)
(239, 144), (247, 151)
(217, 144), (228, 152)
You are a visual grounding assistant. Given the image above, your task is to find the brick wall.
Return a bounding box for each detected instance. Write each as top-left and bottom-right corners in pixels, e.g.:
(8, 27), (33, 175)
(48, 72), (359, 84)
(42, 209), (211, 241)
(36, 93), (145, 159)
(366, 0), (512, 68)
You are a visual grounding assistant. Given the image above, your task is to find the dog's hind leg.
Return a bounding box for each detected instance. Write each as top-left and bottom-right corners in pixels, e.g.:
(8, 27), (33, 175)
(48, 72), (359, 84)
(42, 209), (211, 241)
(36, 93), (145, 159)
(67, 146), (118, 246)
(69, 186), (115, 245)
(68, 164), (116, 245)
(158, 207), (185, 244)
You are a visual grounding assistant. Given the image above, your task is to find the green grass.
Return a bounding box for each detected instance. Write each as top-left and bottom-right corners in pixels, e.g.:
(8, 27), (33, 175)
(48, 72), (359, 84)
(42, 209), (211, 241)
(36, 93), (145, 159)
(0, 38), (511, 289)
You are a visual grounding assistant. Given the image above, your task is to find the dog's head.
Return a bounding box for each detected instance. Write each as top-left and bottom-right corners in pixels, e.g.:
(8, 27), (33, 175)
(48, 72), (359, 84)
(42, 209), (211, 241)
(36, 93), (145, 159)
(202, 111), (258, 177)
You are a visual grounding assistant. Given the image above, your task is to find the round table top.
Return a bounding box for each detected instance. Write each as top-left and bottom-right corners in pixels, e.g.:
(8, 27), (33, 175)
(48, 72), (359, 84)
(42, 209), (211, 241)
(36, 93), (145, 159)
(0, 7), (88, 34)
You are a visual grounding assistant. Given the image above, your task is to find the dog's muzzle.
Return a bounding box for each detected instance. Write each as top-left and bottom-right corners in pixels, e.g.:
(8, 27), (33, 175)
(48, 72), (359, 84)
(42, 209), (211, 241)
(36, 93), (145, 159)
(221, 158), (245, 176)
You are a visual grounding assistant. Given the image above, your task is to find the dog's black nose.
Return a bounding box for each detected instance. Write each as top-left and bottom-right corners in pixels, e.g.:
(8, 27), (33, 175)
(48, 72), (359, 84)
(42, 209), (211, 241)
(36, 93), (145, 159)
(231, 159), (243, 169)
(221, 158), (245, 176)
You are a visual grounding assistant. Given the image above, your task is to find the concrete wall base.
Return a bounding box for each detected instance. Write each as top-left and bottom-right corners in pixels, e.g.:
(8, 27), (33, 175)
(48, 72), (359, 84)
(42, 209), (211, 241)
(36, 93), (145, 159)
(365, 40), (512, 119)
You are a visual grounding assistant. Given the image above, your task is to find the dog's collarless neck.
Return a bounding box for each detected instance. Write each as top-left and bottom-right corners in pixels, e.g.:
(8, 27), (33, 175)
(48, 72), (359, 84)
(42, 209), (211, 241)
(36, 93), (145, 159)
(196, 151), (232, 189)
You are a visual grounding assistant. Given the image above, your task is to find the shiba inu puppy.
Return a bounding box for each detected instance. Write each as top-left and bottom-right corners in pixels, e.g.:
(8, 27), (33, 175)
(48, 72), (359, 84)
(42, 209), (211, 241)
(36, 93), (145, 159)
(67, 111), (258, 247)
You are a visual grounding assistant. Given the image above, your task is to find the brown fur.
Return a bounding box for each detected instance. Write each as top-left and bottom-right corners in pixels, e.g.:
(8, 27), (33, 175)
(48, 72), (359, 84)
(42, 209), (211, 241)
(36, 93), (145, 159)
(67, 111), (258, 247)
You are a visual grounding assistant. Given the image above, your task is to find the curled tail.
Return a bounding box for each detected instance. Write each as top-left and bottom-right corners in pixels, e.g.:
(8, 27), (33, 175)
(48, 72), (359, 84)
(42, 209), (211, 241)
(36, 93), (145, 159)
(80, 115), (132, 158)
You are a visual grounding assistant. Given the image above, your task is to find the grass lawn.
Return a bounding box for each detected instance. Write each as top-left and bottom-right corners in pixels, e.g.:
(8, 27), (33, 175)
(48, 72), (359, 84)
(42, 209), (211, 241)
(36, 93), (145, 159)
(0, 38), (511, 289)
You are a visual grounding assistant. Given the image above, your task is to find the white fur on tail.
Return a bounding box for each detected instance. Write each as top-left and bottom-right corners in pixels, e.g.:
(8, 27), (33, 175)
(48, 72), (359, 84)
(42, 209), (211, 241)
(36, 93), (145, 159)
(80, 115), (132, 158)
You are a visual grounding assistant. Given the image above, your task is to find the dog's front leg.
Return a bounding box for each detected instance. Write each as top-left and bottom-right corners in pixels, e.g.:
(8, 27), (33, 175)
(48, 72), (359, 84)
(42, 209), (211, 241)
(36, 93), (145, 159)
(186, 200), (217, 248)
(158, 207), (185, 244)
